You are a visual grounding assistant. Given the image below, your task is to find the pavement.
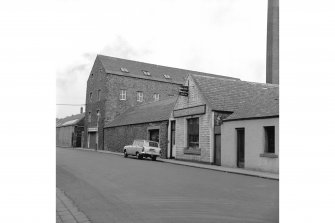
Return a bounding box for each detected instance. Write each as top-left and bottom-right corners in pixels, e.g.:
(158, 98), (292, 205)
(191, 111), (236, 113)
(70, 147), (279, 180)
(57, 187), (91, 223)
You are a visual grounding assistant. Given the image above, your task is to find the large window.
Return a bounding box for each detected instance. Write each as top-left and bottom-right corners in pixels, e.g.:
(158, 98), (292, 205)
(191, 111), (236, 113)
(120, 90), (127, 100)
(137, 91), (143, 102)
(187, 118), (199, 149)
(264, 126), (275, 153)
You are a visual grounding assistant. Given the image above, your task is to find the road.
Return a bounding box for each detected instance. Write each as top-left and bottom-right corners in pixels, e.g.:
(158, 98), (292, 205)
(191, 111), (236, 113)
(56, 148), (279, 223)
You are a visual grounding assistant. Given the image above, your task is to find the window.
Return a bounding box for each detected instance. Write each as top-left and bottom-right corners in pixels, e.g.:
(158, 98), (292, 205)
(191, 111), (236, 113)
(120, 67), (129, 73)
(137, 91), (143, 102)
(89, 92), (92, 101)
(163, 74), (171, 79)
(187, 118), (199, 149)
(97, 90), (101, 101)
(91, 73), (93, 78)
(97, 110), (100, 121)
(264, 126), (275, 153)
(153, 93), (159, 101)
(142, 70), (151, 76)
(119, 90), (126, 100)
(88, 112), (91, 122)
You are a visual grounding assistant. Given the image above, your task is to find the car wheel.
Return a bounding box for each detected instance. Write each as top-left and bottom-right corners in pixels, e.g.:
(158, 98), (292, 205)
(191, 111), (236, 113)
(136, 152), (142, 160)
(124, 150), (128, 158)
(151, 156), (157, 161)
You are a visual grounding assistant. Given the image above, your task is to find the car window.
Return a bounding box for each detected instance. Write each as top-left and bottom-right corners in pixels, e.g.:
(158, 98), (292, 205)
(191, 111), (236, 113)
(138, 141), (144, 147)
(149, 142), (158, 147)
(133, 140), (138, 146)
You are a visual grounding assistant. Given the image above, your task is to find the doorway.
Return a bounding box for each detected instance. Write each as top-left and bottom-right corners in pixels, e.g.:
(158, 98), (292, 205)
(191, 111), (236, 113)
(236, 128), (245, 168)
(149, 129), (159, 143)
(214, 126), (221, 165)
(170, 121), (176, 158)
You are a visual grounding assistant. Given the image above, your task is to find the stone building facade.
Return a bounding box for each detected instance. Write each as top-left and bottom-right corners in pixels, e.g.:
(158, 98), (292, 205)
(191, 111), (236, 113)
(84, 55), (237, 150)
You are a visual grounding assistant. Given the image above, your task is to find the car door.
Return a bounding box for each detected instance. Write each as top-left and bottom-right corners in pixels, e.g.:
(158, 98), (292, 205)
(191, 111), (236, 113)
(131, 140), (138, 155)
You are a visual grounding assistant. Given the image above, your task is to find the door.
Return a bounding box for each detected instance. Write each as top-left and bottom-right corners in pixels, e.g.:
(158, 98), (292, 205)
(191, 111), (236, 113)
(170, 121), (176, 158)
(236, 128), (245, 168)
(214, 134), (221, 165)
(149, 129), (159, 143)
(89, 132), (97, 150)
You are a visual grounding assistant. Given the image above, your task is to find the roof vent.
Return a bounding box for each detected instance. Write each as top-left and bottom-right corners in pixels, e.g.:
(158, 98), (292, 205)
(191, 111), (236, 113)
(142, 70), (151, 76)
(120, 67), (129, 73)
(163, 74), (171, 79)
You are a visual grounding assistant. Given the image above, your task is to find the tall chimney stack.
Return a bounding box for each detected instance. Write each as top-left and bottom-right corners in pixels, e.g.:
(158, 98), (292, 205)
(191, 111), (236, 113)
(266, 0), (279, 84)
(80, 107), (83, 114)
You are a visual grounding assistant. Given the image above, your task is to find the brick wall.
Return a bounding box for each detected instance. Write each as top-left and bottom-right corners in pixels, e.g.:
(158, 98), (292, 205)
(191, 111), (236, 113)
(104, 121), (169, 158)
(173, 75), (213, 163)
(84, 57), (181, 150)
(104, 74), (180, 123)
(84, 58), (108, 150)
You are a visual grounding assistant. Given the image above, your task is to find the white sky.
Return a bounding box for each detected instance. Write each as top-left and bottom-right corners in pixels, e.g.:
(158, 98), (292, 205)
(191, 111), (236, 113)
(55, 0), (268, 118)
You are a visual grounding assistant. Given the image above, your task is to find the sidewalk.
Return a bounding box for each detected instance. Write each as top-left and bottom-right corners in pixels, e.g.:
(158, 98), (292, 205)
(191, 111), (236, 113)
(65, 147), (279, 180)
(56, 188), (91, 223)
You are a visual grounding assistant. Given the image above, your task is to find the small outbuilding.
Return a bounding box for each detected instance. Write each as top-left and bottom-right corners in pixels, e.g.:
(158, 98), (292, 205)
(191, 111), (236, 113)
(56, 113), (85, 148)
(104, 96), (177, 158)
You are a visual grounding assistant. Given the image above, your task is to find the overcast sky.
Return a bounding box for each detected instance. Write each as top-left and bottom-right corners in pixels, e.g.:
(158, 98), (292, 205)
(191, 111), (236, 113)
(56, 0), (268, 118)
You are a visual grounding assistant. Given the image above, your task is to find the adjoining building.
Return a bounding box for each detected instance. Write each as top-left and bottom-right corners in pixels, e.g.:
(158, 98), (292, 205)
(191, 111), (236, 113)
(56, 112), (85, 148)
(84, 54), (238, 150)
(104, 97), (177, 158)
(169, 74), (279, 173)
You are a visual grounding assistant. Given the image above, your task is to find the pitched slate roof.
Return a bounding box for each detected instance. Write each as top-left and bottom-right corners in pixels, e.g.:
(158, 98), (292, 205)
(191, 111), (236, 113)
(105, 97), (177, 128)
(56, 113), (85, 127)
(192, 75), (279, 121)
(97, 55), (239, 84)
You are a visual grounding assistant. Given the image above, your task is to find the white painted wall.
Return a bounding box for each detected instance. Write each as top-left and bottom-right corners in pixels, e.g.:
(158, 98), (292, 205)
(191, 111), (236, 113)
(221, 117), (279, 173)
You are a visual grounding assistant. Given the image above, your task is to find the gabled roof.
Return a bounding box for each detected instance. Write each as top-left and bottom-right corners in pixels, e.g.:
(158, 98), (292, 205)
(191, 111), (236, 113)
(97, 55), (239, 84)
(192, 74), (279, 121)
(105, 97), (177, 128)
(56, 113), (85, 127)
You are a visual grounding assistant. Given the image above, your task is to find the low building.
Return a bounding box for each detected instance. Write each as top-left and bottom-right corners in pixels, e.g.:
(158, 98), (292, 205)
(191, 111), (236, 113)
(104, 97), (177, 158)
(56, 113), (85, 148)
(169, 74), (279, 173)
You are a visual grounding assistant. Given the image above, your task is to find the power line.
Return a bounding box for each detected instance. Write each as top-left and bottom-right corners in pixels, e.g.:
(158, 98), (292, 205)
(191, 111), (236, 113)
(56, 104), (86, 106)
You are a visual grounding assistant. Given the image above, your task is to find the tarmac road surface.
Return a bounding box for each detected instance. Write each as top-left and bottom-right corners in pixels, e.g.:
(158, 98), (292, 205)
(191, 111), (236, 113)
(57, 148), (279, 223)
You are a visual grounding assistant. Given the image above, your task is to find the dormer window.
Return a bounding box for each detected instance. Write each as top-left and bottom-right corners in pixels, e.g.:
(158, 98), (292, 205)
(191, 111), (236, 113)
(142, 70), (151, 76)
(163, 74), (171, 79)
(120, 67), (129, 73)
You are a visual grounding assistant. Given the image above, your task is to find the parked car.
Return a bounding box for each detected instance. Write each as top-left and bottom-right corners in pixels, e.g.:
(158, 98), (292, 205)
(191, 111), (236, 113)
(123, 140), (161, 161)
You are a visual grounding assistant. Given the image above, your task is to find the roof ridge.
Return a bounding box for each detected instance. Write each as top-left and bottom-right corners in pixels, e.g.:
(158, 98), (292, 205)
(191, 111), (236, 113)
(97, 54), (239, 80)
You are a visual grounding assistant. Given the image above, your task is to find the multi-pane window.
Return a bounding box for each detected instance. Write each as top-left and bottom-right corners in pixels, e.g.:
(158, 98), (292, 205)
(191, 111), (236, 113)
(153, 93), (159, 101)
(88, 112), (91, 122)
(187, 118), (199, 149)
(120, 67), (129, 73)
(89, 92), (92, 101)
(120, 90), (127, 100)
(97, 89), (101, 101)
(137, 91), (143, 102)
(142, 70), (151, 76)
(264, 126), (275, 153)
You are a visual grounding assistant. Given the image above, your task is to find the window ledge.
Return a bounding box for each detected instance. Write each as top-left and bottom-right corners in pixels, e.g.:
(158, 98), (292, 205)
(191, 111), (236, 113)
(184, 148), (201, 155)
(260, 153), (278, 158)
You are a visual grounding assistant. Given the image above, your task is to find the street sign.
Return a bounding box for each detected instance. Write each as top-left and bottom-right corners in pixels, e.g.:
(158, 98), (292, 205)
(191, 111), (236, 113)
(179, 85), (189, 96)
